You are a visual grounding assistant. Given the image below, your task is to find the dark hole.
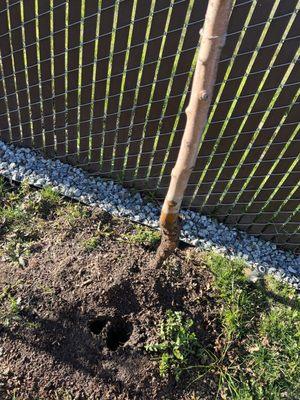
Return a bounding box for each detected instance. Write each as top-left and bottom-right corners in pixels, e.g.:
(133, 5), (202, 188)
(178, 240), (192, 250)
(88, 316), (107, 335)
(106, 318), (132, 351)
(130, 264), (140, 273)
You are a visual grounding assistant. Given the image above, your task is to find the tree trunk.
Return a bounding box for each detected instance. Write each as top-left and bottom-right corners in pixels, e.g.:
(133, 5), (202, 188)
(152, 0), (233, 268)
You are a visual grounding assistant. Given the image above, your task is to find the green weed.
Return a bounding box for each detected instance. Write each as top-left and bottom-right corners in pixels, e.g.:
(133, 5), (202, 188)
(205, 253), (266, 339)
(58, 203), (89, 228)
(83, 236), (101, 252)
(205, 252), (300, 399)
(125, 225), (160, 247)
(2, 237), (32, 267)
(0, 205), (27, 229)
(0, 287), (21, 326)
(22, 185), (60, 218)
(145, 310), (201, 381)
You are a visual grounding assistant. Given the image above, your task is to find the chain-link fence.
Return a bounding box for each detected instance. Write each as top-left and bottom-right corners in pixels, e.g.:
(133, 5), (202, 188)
(0, 0), (299, 252)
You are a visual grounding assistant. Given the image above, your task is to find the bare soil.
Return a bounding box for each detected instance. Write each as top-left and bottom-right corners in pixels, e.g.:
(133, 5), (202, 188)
(0, 203), (221, 399)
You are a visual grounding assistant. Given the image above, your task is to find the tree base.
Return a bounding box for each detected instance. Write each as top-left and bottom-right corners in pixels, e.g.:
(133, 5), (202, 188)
(150, 213), (180, 268)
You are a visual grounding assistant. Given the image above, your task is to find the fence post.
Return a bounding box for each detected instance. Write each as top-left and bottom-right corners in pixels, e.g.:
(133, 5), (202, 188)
(152, 0), (233, 268)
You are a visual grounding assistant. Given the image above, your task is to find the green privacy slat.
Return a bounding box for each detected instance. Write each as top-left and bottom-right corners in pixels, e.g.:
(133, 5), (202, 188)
(131, 0), (175, 179)
(226, 90), (300, 220)
(0, 52), (12, 142)
(64, 0), (69, 153)
(189, 0), (282, 208)
(87, 0), (102, 161)
(143, 0), (196, 182)
(4, 0), (24, 144)
(20, 0), (34, 147)
(210, 15), (300, 211)
(75, 0), (86, 155)
(120, 0), (156, 175)
(109, 0), (138, 173)
(99, 0), (120, 168)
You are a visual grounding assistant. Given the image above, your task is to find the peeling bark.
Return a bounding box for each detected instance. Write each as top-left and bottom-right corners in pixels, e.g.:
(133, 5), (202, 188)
(151, 210), (180, 269)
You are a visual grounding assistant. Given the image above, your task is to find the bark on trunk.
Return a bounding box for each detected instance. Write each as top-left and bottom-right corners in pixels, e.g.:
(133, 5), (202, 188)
(152, 0), (233, 268)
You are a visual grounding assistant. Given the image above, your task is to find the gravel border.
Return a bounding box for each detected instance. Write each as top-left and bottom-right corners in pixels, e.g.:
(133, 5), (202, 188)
(0, 140), (299, 289)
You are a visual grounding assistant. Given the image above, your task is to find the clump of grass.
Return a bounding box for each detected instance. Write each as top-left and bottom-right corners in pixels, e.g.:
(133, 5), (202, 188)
(0, 205), (27, 229)
(0, 287), (21, 326)
(22, 185), (61, 218)
(205, 253), (267, 339)
(204, 252), (300, 399)
(1, 181), (59, 235)
(148, 252), (300, 399)
(145, 310), (201, 381)
(2, 237), (32, 267)
(83, 236), (101, 252)
(125, 225), (160, 247)
(0, 181), (27, 228)
(37, 186), (61, 216)
(58, 203), (89, 228)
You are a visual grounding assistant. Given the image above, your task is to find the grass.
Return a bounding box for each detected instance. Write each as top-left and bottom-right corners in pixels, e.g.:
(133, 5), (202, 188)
(206, 253), (267, 339)
(145, 310), (202, 381)
(2, 238), (32, 267)
(124, 225), (160, 247)
(0, 286), (21, 326)
(82, 225), (112, 252)
(1, 178), (299, 399)
(1, 180), (60, 226)
(0, 180), (61, 266)
(149, 252), (300, 399)
(21, 184), (61, 218)
(57, 203), (89, 228)
(82, 236), (101, 252)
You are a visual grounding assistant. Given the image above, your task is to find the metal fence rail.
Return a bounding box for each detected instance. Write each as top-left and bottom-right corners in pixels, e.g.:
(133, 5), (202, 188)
(0, 0), (299, 253)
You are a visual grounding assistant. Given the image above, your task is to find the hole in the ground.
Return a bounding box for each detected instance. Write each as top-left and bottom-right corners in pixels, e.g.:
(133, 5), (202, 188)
(178, 240), (192, 250)
(106, 318), (132, 351)
(130, 263), (140, 273)
(88, 316), (108, 335)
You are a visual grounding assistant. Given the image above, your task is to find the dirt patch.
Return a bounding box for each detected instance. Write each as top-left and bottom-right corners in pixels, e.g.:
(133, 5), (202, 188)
(0, 203), (221, 399)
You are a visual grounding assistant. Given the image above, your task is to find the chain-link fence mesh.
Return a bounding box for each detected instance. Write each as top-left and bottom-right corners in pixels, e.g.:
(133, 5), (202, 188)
(0, 0), (299, 252)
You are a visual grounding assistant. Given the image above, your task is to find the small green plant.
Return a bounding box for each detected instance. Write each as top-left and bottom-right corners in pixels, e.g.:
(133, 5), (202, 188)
(0, 287), (21, 326)
(125, 225), (160, 247)
(0, 205), (27, 229)
(22, 186), (61, 218)
(38, 186), (60, 214)
(83, 236), (101, 252)
(145, 310), (200, 381)
(205, 253), (266, 339)
(58, 203), (89, 228)
(2, 238), (32, 267)
(203, 252), (300, 399)
(19, 179), (31, 197)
